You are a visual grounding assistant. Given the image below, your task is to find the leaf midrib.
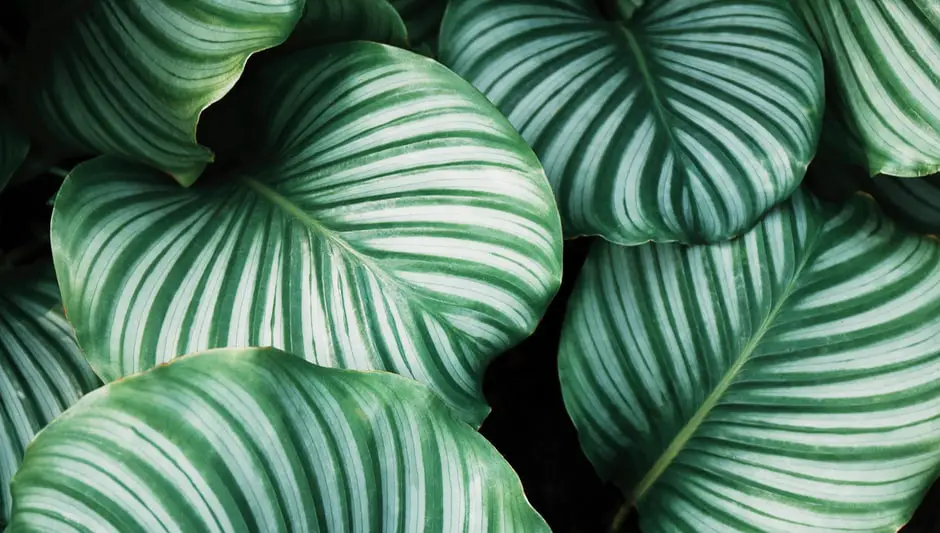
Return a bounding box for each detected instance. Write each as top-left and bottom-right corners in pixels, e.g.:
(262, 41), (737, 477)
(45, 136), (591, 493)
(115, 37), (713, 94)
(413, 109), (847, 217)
(629, 236), (821, 506)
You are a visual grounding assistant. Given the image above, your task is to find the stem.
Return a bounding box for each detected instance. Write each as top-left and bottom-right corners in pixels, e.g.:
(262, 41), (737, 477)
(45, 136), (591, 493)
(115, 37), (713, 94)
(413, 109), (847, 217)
(608, 502), (633, 533)
(48, 166), (69, 178)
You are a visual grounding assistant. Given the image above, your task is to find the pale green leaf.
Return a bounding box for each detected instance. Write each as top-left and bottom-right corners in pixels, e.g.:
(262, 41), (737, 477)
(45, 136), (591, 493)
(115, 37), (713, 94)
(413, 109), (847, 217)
(50, 42), (563, 426)
(0, 106), (29, 191)
(439, 0), (824, 245)
(12, 0), (303, 186)
(284, 0), (409, 50)
(560, 190), (940, 531)
(793, 0), (940, 177)
(0, 263), (100, 526)
(8, 347), (549, 532)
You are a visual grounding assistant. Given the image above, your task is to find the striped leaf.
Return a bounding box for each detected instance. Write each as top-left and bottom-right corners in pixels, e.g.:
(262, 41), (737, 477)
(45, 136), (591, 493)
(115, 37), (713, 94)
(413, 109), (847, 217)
(0, 105), (29, 192)
(389, 0), (446, 54)
(559, 190), (940, 531)
(284, 0), (409, 50)
(864, 174), (940, 236)
(0, 263), (100, 526)
(793, 0), (940, 177)
(12, 0), (303, 186)
(438, 0), (825, 245)
(50, 42), (563, 426)
(8, 347), (549, 532)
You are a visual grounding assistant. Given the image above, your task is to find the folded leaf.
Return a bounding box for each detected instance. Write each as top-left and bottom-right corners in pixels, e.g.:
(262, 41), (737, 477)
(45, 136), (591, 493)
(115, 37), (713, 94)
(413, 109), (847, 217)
(560, 190), (940, 530)
(0, 264), (99, 526)
(12, 0), (303, 186)
(439, 0), (824, 245)
(9, 347), (549, 532)
(50, 42), (563, 426)
(793, 0), (940, 177)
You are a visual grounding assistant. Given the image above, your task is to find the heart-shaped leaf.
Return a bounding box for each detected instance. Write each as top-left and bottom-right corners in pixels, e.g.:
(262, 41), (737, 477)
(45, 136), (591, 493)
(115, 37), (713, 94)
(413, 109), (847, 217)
(0, 106), (29, 192)
(9, 347), (549, 532)
(439, 0), (824, 245)
(559, 190), (940, 530)
(793, 0), (940, 177)
(283, 0), (409, 50)
(0, 263), (99, 526)
(51, 42), (563, 426)
(12, 0), (303, 186)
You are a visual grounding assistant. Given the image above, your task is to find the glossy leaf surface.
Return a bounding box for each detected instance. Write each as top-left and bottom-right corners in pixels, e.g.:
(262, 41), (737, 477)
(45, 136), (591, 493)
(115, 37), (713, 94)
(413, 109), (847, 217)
(50, 42), (563, 426)
(560, 190), (940, 530)
(439, 0), (824, 245)
(0, 264), (99, 526)
(285, 0), (408, 50)
(794, 0), (940, 177)
(13, 0), (303, 186)
(9, 347), (549, 532)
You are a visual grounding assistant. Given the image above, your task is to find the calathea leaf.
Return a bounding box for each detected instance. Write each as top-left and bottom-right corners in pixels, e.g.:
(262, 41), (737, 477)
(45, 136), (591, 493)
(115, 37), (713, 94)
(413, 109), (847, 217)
(8, 347), (549, 532)
(0, 105), (29, 192)
(559, 190), (940, 531)
(283, 0), (409, 50)
(0, 263), (100, 526)
(862, 174), (940, 235)
(50, 42), (563, 426)
(11, 0), (303, 187)
(388, 0), (446, 55)
(793, 0), (940, 177)
(439, 0), (824, 245)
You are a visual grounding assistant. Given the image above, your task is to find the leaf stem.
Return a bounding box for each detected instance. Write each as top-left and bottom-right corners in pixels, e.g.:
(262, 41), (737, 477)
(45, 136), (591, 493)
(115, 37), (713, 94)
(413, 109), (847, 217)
(48, 166), (70, 178)
(608, 502), (633, 533)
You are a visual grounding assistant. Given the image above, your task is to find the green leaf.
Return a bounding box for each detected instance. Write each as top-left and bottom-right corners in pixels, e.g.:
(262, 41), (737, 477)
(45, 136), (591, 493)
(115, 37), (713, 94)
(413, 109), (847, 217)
(50, 42), (563, 426)
(863, 174), (940, 236)
(283, 0), (409, 50)
(439, 0), (825, 245)
(0, 106), (29, 191)
(559, 190), (940, 530)
(793, 0), (940, 178)
(0, 263), (100, 526)
(389, 0), (446, 53)
(12, 0), (303, 187)
(8, 347), (549, 532)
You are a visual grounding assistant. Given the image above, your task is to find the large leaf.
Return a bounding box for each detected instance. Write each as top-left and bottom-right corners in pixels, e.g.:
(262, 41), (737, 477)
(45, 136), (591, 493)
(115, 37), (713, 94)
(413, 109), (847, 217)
(12, 0), (303, 186)
(0, 263), (99, 526)
(283, 0), (409, 50)
(793, 0), (940, 177)
(438, 0), (824, 245)
(559, 190), (940, 531)
(0, 106), (29, 192)
(50, 42), (563, 426)
(8, 347), (549, 532)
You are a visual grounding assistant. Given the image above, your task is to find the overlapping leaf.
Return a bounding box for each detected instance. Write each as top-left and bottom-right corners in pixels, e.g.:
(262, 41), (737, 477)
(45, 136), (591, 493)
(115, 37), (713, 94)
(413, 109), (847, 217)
(793, 0), (940, 177)
(12, 0), (303, 186)
(439, 0), (824, 245)
(0, 263), (99, 526)
(284, 0), (408, 50)
(560, 190), (940, 531)
(389, 0), (446, 54)
(863, 174), (940, 235)
(50, 42), (563, 426)
(9, 347), (549, 532)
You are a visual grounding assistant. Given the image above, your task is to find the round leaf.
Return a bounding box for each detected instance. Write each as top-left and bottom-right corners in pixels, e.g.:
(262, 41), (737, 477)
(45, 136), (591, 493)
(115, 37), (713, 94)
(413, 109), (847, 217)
(793, 0), (940, 177)
(9, 347), (549, 532)
(439, 0), (825, 245)
(50, 42), (563, 426)
(559, 190), (940, 530)
(13, 0), (304, 186)
(0, 264), (99, 525)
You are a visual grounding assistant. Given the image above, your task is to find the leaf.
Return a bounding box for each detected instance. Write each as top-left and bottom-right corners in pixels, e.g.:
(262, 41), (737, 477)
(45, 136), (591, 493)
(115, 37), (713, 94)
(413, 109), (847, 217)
(863, 175), (940, 236)
(793, 0), (940, 178)
(283, 0), (409, 50)
(0, 263), (100, 526)
(50, 42), (563, 426)
(389, 0), (446, 53)
(439, 0), (825, 245)
(11, 0), (303, 187)
(0, 106), (29, 191)
(559, 190), (940, 531)
(8, 347), (549, 532)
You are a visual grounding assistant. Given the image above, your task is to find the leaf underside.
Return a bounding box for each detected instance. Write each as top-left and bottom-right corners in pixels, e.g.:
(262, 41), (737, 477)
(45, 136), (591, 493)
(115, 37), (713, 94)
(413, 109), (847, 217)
(9, 348), (550, 532)
(560, 190), (940, 531)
